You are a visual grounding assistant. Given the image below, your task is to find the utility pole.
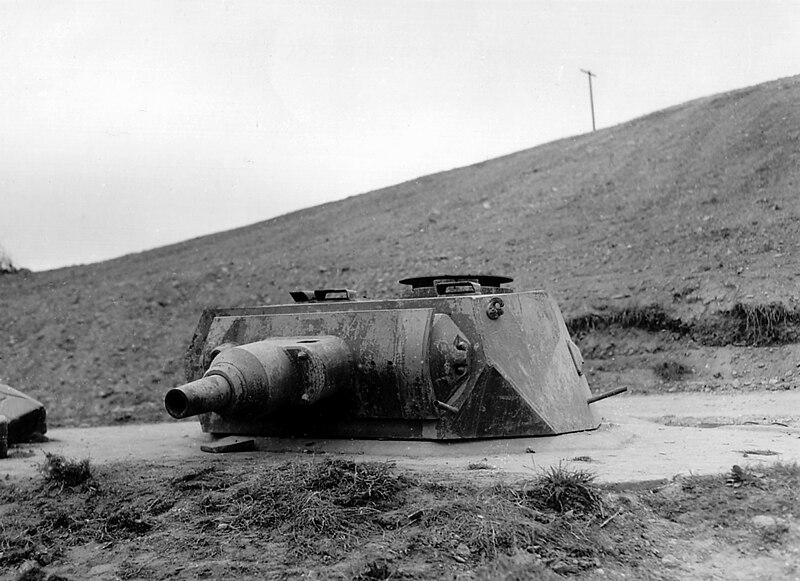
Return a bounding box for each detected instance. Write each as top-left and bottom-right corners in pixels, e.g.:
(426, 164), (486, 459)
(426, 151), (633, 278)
(579, 68), (597, 132)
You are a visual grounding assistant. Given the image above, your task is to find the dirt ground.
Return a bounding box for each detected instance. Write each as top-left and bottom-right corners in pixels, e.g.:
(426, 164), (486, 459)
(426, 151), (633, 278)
(2, 386), (799, 581)
(2, 458), (798, 581)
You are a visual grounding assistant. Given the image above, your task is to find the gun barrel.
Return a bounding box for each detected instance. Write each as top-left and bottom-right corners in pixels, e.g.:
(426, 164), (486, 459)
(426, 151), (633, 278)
(164, 336), (352, 421)
(165, 375), (232, 419)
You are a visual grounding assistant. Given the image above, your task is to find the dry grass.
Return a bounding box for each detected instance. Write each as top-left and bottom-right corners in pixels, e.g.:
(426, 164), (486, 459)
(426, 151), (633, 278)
(568, 302), (800, 347)
(567, 305), (686, 337)
(191, 458), (411, 544)
(410, 464), (608, 573)
(0, 458), (615, 577)
(40, 452), (92, 488)
(722, 302), (800, 345)
(522, 464), (604, 515)
(4, 458), (798, 578)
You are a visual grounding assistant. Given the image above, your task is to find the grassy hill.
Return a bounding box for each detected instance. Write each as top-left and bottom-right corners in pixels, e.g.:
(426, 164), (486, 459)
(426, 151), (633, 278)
(2, 75), (799, 427)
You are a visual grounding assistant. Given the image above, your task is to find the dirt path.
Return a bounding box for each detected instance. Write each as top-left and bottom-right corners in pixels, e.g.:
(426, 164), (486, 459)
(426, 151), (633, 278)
(5, 391), (799, 484)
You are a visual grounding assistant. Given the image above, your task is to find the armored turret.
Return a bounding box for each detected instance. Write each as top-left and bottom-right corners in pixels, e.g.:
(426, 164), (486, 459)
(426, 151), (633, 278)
(166, 275), (612, 440)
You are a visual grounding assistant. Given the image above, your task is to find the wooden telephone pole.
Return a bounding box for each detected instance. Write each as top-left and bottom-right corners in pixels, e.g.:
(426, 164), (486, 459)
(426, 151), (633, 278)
(579, 69), (597, 132)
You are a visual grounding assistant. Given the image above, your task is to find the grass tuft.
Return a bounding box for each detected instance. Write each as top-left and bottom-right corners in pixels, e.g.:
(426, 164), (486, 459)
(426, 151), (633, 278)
(192, 458), (410, 541)
(723, 302), (800, 345)
(415, 492), (542, 561)
(305, 458), (408, 507)
(40, 452), (92, 487)
(524, 464), (604, 515)
(410, 465), (605, 571)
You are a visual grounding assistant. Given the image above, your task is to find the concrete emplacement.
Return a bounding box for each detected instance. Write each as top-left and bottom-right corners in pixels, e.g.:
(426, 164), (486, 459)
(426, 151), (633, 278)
(4, 391), (799, 484)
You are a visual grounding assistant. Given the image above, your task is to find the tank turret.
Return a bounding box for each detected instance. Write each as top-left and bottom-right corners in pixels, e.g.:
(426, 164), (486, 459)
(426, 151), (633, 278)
(165, 275), (613, 440)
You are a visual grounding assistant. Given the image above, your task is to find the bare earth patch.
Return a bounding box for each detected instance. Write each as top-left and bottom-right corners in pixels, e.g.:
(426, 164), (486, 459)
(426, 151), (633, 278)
(1, 458), (798, 581)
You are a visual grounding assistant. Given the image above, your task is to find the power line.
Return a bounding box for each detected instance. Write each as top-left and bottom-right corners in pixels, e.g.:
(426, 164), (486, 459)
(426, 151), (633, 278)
(579, 69), (597, 132)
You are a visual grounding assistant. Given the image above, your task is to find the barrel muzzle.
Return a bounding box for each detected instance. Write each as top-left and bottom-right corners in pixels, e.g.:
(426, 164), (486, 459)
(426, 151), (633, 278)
(165, 375), (232, 419)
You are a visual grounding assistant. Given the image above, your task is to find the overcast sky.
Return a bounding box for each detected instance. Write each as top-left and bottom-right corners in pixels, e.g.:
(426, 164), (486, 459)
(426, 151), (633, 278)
(1, 1), (798, 271)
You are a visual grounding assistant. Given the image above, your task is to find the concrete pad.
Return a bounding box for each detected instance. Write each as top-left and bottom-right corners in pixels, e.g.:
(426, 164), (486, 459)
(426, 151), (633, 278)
(2, 391), (798, 484)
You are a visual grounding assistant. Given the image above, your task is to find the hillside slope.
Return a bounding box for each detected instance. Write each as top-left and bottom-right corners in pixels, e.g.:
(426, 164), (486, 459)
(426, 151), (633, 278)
(2, 75), (799, 427)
